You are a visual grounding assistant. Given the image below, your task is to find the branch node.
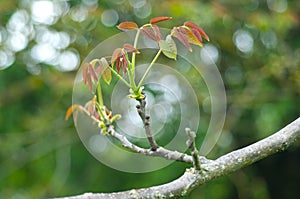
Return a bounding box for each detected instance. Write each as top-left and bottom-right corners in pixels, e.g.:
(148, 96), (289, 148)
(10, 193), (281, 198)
(186, 128), (201, 171)
(136, 97), (159, 150)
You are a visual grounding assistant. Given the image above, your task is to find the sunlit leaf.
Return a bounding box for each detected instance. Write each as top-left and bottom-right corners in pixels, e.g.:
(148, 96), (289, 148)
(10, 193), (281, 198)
(150, 16), (172, 24)
(117, 21), (138, 31)
(100, 57), (112, 85)
(172, 27), (192, 52)
(159, 35), (177, 60)
(191, 28), (203, 43)
(123, 43), (139, 53)
(184, 21), (209, 41)
(65, 104), (80, 120)
(184, 27), (203, 47)
(90, 59), (100, 67)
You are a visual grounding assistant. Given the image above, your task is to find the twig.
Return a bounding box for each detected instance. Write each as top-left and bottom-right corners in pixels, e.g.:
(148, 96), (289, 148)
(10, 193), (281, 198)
(136, 96), (158, 150)
(185, 128), (201, 171)
(53, 117), (300, 199)
(77, 104), (211, 164)
(107, 125), (211, 164)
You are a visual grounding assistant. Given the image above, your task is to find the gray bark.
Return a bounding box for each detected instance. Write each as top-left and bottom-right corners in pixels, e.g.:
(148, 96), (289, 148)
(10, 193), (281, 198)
(54, 117), (300, 199)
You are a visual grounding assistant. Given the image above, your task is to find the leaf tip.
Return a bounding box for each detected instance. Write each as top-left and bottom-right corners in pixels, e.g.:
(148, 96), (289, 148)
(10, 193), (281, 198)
(65, 104), (80, 120)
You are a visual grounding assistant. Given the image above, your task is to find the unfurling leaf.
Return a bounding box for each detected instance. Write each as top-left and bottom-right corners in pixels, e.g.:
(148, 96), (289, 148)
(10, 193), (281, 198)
(184, 27), (203, 47)
(100, 57), (112, 85)
(111, 48), (122, 66)
(152, 25), (162, 41)
(89, 66), (98, 82)
(141, 25), (161, 41)
(150, 16), (172, 24)
(123, 43), (139, 53)
(184, 21), (209, 41)
(82, 63), (89, 84)
(111, 114), (122, 122)
(159, 35), (177, 60)
(172, 27), (192, 52)
(117, 21), (138, 31)
(65, 104), (80, 120)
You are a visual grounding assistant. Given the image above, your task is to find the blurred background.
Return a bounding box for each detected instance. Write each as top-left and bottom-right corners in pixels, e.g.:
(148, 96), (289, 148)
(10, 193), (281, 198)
(0, 0), (299, 198)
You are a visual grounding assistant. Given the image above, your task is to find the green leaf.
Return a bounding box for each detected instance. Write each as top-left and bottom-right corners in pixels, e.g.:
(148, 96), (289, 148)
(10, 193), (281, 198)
(100, 58), (112, 85)
(159, 35), (177, 60)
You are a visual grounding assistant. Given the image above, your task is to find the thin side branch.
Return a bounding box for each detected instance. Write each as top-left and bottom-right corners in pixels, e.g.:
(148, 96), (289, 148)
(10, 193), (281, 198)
(185, 128), (201, 170)
(55, 117), (300, 199)
(136, 97), (158, 150)
(108, 125), (211, 164)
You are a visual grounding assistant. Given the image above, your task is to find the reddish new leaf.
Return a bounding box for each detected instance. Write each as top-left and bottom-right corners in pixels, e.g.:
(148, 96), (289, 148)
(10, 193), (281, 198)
(173, 27), (192, 52)
(117, 21), (138, 31)
(191, 28), (203, 43)
(141, 26), (159, 41)
(115, 57), (121, 72)
(184, 21), (209, 41)
(121, 53), (128, 75)
(88, 62), (98, 82)
(86, 71), (93, 91)
(123, 43), (139, 53)
(111, 48), (122, 66)
(152, 25), (162, 41)
(82, 63), (89, 84)
(150, 16), (172, 24)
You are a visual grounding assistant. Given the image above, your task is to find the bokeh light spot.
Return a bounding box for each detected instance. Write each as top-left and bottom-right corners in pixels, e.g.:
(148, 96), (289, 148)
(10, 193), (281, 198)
(225, 66), (244, 85)
(233, 29), (253, 54)
(6, 33), (28, 52)
(129, 0), (146, 8)
(31, 43), (57, 63)
(200, 44), (219, 65)
(101, 9), (119, 27)
(267, 0), (287, 13)
(70, 5), (88, 22)
(31, 0), (56, 25)
(0, 50), (15, 70)
(260, 30), (277, 49)
(57, 50), (79, 71)
(134, 3), (152, 19)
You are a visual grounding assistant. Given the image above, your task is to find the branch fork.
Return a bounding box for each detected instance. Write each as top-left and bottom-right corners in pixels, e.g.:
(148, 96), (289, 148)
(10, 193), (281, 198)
(136, 96), (158, 150)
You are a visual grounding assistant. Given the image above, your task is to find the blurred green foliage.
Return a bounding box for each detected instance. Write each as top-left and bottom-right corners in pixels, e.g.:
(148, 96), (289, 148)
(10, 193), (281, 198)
(0, 0), (299, 198)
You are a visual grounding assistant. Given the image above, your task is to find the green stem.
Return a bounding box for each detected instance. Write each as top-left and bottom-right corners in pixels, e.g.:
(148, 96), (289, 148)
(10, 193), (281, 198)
(131, 29), (140, 72)
(96, 82), (103, 106)
(109, 66), (131, 88)
(129, 29), (141, 90)
(137, 49), (162, 88)
(94, 102), (106, 120)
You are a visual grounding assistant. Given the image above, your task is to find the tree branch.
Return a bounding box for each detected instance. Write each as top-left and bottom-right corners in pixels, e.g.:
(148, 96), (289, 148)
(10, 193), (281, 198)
(185, 128), (201, 170)
(108, 125), (211, 164)
(136, 97), (158, 150)
(54, 117), (300, 199)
